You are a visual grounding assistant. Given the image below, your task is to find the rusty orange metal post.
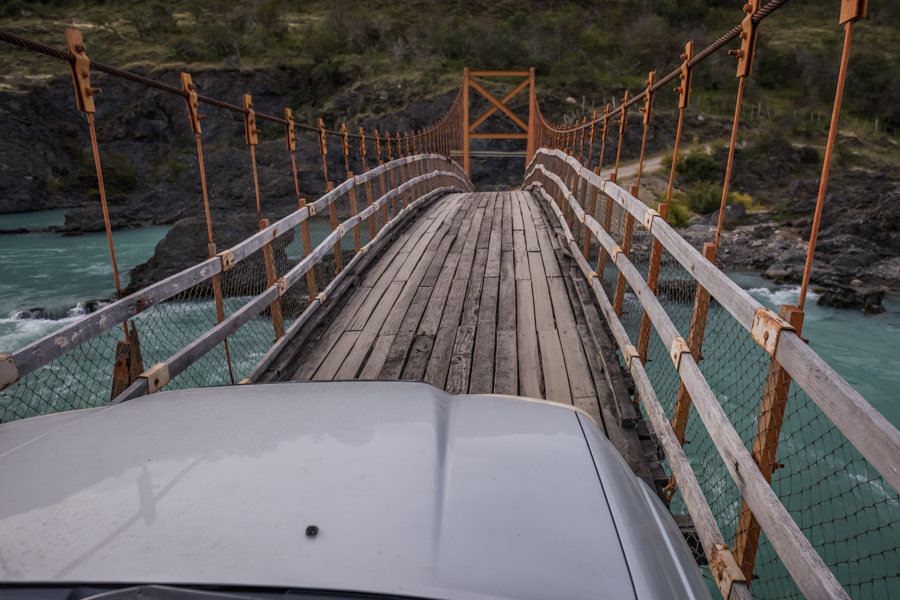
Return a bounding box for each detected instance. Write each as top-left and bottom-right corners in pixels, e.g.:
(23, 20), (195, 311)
(181, 71), (235, 384)
(734, 305), (805, 581)
(283, 108), (317, 303)
(317, 117), (330, 188)
(610, 90), (631, 316)
(669, 241), (718, 448)
(597, 104), (611, 174)
(715, 0), (760, 251)
(358, 127), (369, 173)
(798, 0), (865, 311)
(258, 217), (285, 340)
(586, 111), (597, 167)
(374, 129), (383, 164)
(243, 94), (264, 223)
(638, 44), (693, 365)
(340, 122), (351, 179)
(65, 30), (123, 302)
(611, 91), (629, 183)
(66, 28), (137, 397)
(526, 68), (537, 166)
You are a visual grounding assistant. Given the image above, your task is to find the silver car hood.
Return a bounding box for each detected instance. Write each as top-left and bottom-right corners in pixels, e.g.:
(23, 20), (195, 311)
(0, 381), (707, 599)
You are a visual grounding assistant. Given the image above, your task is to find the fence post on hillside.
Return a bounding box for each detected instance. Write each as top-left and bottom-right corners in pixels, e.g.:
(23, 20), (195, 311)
(734, 304), (805, 582)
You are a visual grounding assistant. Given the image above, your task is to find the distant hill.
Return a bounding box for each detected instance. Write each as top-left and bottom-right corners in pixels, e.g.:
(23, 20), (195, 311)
(0, 0), (897, 128)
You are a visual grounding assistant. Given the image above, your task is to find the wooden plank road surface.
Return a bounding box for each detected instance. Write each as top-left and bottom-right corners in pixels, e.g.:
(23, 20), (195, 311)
(262, 191), (659, 486)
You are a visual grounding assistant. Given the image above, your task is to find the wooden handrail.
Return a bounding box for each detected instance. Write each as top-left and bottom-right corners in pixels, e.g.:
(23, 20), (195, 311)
(527, 162), (850, 599)
(4, 155), (469, 388)
(110, 169), (472, 404)
(526, 148), (900, 496)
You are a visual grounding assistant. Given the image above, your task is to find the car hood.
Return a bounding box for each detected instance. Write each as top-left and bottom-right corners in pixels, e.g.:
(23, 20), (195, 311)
(0, 382), (683, 599)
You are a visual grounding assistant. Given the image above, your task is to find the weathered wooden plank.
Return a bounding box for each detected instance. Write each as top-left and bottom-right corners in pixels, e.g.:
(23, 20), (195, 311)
(545, 275), (595, 399)
(511, 191), (525, 231)
(469, 274), (499, 394)
(380, 285), (435, 379)
(424, 325), (457, 389)
(313, 331), (361, 380)
(484, 197), (503, 278)
(417, 253), (462, 337)
(401, 334), (435, 380)
(460, 247), (488, 328)
(537, 329), (571, 405)
(281, 195), (452, 381)
(358, 333), (395, 379)
(493, 329), (518, 396)
(498, 249), (517, 333)
(532, 214), (563, 278)
(445, 325), (476, 394)
(520, 191), (541, 252)
(423, 202), (482, 387)
(289, 278), (375, 381)
(516, 278), (542, 399)
(527, 252), (555, 332)
(512, 230), (530, 281)
(337, 280), (405, 378)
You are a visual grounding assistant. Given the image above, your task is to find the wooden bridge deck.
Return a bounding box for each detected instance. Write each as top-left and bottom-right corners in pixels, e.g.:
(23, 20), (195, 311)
(263, 191), (662, 486)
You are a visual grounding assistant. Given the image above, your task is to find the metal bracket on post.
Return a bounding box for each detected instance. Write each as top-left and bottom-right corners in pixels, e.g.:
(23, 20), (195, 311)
(217, 249), (236, 272)
(623, 344), (640, 370)
(0, 353), (20, 392)
(142, 362), (170, 394)
(730, 0), (761, 78)
(709, 543), (748, 599)
(65, 29), (99, 113)
(675, 42), (695, 109)
(670, 336), (692, 371)
(750, 307), (795, 356)
(359, 127), (368, 172)
(285, 108), (297, 152)
(243, 94), (259, 145)
(180, 73), (203, 134)
(840, 0), (868, 24)
(639, 71), (656, 125)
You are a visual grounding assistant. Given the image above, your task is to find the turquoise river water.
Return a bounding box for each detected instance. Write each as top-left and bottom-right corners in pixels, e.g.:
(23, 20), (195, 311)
(0, 210), (897, 430)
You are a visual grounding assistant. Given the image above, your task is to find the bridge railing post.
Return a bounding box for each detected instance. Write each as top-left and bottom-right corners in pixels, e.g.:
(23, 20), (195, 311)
(259, 217), (285, 340)
(348, 173), (361, 255)
(734, 304), (805, 582)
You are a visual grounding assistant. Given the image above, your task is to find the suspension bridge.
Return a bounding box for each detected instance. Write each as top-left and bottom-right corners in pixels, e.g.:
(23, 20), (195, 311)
(0, 1), (898, 598)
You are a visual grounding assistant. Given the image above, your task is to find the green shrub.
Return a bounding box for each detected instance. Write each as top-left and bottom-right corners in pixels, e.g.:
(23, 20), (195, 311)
(666, 198), (691, 228)
(676, 150), (720, 183)
(686, 180), (721, 214)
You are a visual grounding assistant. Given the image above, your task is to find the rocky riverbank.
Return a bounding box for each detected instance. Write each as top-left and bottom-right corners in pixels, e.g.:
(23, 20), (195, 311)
(679, 166), (898, 313)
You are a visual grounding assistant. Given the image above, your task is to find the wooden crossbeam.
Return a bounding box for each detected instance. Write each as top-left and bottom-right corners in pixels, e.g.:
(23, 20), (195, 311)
(468, 78), (529, 132)
(470, 133), (529, 139)
(469, 77), (530, 132)
(469, 70), (531, 77)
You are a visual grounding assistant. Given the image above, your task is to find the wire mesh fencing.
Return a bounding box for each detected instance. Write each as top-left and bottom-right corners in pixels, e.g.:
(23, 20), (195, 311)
(0, 156), (472, 423)
(525, 148), (899, 599)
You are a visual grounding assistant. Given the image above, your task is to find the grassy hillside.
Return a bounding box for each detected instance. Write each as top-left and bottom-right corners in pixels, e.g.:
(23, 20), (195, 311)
(0, 0), (897, 129)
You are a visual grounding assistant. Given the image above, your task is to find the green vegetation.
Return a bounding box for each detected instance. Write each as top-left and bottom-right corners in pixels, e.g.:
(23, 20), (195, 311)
(0, 0), (896, 128)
